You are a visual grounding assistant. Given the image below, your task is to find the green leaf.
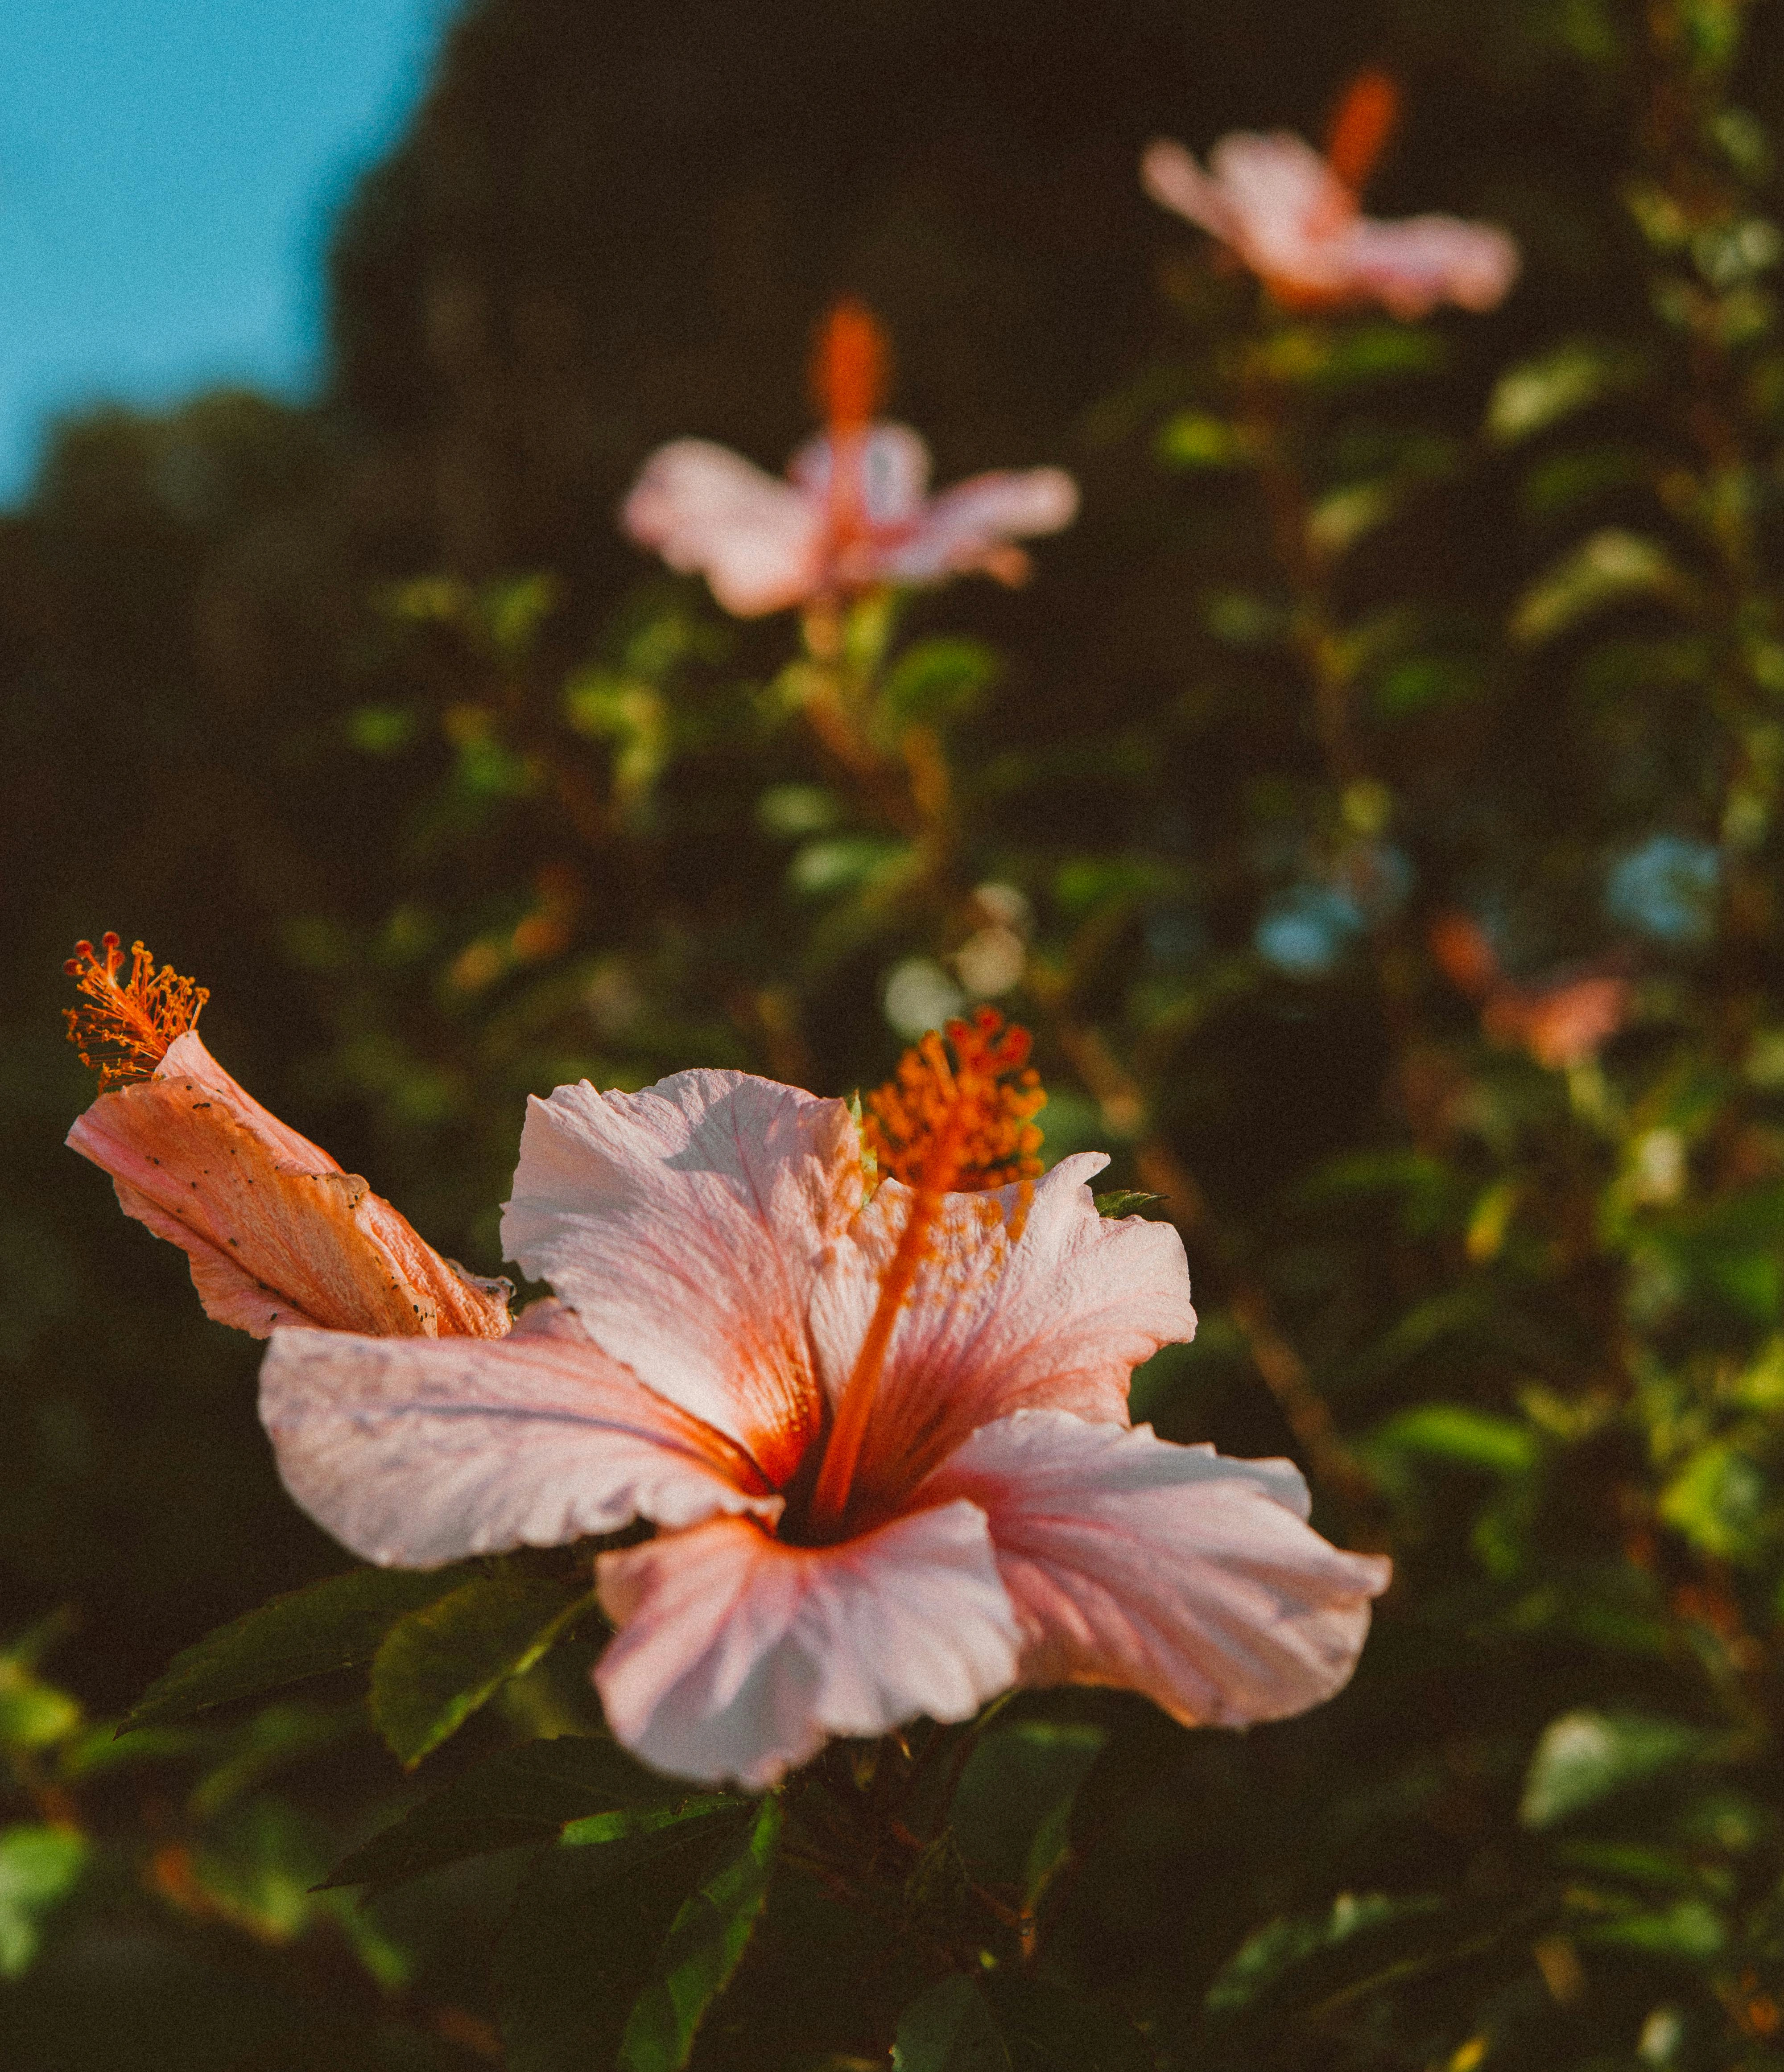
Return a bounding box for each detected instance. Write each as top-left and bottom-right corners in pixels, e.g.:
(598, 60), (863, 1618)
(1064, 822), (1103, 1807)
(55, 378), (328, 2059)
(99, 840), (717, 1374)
(983, 1974), (1152, 2072)
(562, 669), (670, 808)
(892, 1974), (1149, 2072)
(1658, 1442), (1771, 1563)
(1256, 323), (1443, 388)
(1579, 1897), (1726, 1959)
(1156, 411), (1257, 470)
(619, 1796), (783, 2072)
(1362, 1405), (1538, 1478)
(879, 638), (999, 736)
(123, 1565), (473, 1731)
(495, 1799), (753, 2072)
(1093, 1190), (1165, 1219)
(1510, 529), (1688, 646)
(1373, 652), (1487, 718)
(950, 1720), (1108, 1905)
(347, 704), (418, 757)
(370, 1569), (593, 1768)
(322, 1734), (672, 1895)
(1520, 1711), (1714, 1829)
(1307, 478), (1402, 558)
(754, 783), (840, 839)
(1207, 1892), (1439, 2016)
(1487, 340), (1647, 444)
(0, 1664), (81, 1752)
(892, 1976), (1011, 2072)
(1200, 1890), (1520, 2049)
(188, 1700), (366, 1818)
(0, 1825), (89, 1978)
(788, 833), (910, 898)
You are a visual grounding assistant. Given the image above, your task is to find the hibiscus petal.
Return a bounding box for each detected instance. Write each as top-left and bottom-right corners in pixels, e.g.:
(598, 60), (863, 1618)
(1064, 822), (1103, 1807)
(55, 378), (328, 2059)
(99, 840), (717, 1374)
(622, 439), (825, 616)
(789, 424), (932, 526)
(872, 468), (1080, 586)
(67, 1032), (510, 1340)
(1342, 215), (1520, 317)
(1141, 138), (1237, 240)
(807, 1153), (1197, 1515)
(1208, 132), (1354, 279)
(593, 1503), (1020, 1788)
(923, 1410), (1390, 1727)
(501, 1070), (861, 1484)
(259, 1304), (776, 1568)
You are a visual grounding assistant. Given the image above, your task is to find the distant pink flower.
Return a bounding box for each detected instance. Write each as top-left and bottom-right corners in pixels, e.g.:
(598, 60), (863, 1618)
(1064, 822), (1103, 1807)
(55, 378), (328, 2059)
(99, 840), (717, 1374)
(1143, 73), (1518, 320)
(261, 1014), (1388, 1788)
(622, 301), (1078, 618)
(65, 935), (511, 1340)
(1430, 913), (1630, 1071)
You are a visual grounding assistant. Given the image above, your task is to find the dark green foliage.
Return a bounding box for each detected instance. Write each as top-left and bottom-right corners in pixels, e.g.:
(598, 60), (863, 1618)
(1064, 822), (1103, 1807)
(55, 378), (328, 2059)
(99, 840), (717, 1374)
(368, 1568), (595, 1767)
(892, 1973), (1152, 2072)
(322, 1734), (671, 1896)
(123, 1565), (475, 1730)
(893, 1976), (1011, 2072)
(491, 1799), (758, 2072)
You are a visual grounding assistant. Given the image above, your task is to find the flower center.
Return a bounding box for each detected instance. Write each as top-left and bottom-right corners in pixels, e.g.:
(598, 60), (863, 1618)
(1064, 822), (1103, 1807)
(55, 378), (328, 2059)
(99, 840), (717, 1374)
(803, 1009), (1045, 1539)
(64, 933), (209, 1090)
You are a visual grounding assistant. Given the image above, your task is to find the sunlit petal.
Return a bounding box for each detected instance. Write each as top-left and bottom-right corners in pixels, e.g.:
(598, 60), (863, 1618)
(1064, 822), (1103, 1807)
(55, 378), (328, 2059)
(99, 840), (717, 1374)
(594, 1502), (1020, 1787)
(502, 1070), (860, 1483)
(260, 1302), (776, 1569)
(808, 1154), (1196, 1514)
(924, 1410), (1391, 1726)
(68, 1030), (510, 1339)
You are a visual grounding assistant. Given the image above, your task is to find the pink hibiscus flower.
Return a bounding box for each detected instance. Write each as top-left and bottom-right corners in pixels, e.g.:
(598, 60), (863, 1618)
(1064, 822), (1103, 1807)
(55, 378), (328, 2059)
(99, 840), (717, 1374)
(1143, 73), (1519, 320)
(1430, 913), (1631, 1071)
(64, 935), (510, 1339)
(260, 1011), (1388, 1788)
(621, 301), (1079, 618)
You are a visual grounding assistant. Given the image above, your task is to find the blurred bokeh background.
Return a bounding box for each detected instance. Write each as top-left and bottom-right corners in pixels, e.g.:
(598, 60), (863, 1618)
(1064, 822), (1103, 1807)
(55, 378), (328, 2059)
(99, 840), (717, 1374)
(9, 0), (1784, 2066)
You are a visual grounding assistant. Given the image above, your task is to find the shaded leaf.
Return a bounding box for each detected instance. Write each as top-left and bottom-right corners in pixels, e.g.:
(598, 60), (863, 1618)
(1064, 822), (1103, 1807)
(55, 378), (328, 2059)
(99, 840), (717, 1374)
(984, 1973), (1152, 2072)
(495, 1799), (752, 2072)
(0, 1825), (88, 1979)
(1156, 411), (1258, 470)
(1578, 1897), (1726, 1958)
(619, 1795), (783, 2072)
(1520, 1711), (1714, 1829)
(1207, 1892), (1442, 2018)
(0, 1665), (81, 1752)
(879, 638), (999, 737)
(124, 1565), (472, 1731)
(789, 833), (910, 899)
(1256, 323), (1443, 387)
(893, 1973), (1150, 2072)
(1510, 530), (1688, 646)
(1487, 340), (1648, 443)
(950, 1720), (1108, 1905)
(187, 1700), (365, 1818)
(1658, 1442), (1771, 1563)
(323, 1734), (674, 1896)
(1362, 1405), (1538, 1479)
(370, 1569), (593, 1768)
(892, 1976), (1011, 2072)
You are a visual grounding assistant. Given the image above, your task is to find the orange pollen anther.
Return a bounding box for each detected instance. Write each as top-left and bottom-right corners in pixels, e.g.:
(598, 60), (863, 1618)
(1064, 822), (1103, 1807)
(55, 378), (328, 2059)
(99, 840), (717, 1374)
(810, 297), (891, 436)
(63, 932), (209, 1091)
(863, 1006), (1046, 1194)
(809, 1010), (1046, 1535)
(1325, 69), (1400, 194)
